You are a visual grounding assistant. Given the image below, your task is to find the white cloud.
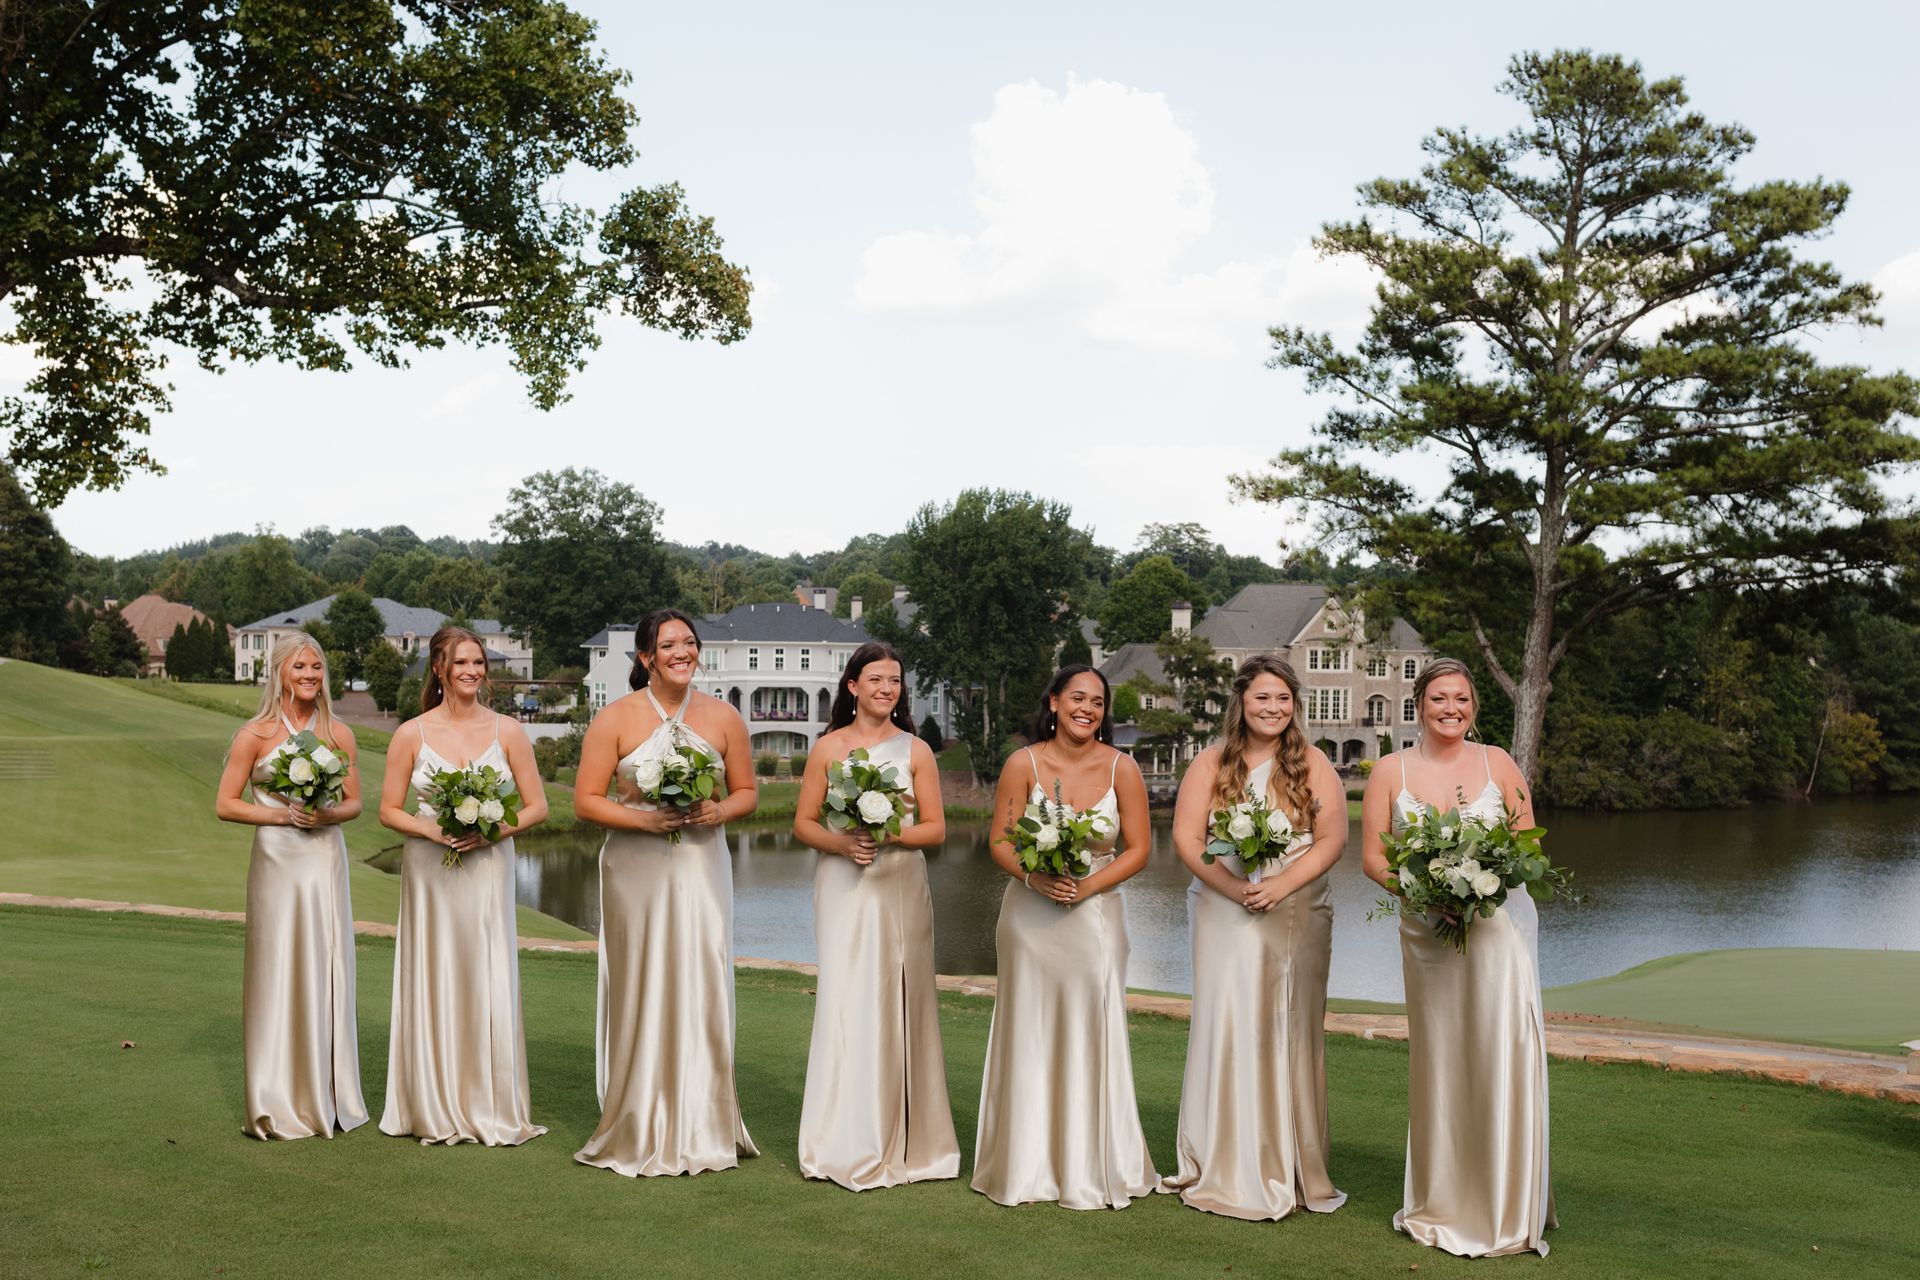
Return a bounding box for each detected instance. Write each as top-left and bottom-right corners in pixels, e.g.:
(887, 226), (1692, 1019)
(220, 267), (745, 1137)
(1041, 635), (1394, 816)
(1874, 251), (1920, 337)
(855, 76), (1375, 358)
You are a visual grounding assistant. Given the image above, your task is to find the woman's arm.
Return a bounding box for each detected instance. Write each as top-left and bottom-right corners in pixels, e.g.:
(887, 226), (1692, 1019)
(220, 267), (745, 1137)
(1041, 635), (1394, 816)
(1172, 747), (1244, 902)
(792, 732), (873, 863)
(316, 724), (362, 826)
(1492, 747), (1535, 827)
(688, 701), (757, 828)
(214, 725), (283, 826)
(1244, 748), (1349, 910)
(493, 718), (547, 838)
(378, 721), (449, 844)
(1360, 752), (1399, 889)
(1077, 752), (1151, 897)
(891, 737), (946, 850)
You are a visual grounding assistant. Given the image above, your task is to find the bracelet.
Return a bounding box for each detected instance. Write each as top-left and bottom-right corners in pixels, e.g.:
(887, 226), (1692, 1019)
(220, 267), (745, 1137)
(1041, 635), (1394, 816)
(1022, 871), (1033, 889)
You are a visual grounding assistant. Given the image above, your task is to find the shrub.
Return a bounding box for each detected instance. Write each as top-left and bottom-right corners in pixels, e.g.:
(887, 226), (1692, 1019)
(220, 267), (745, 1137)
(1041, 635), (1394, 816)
(755, 751), (778, 777)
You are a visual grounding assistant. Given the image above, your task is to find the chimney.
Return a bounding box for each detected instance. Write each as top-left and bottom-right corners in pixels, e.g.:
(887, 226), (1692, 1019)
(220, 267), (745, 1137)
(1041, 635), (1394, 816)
(812, 587), (827, 610)
(850, 596), (864, 621)
(1171, 601), (1192, 635)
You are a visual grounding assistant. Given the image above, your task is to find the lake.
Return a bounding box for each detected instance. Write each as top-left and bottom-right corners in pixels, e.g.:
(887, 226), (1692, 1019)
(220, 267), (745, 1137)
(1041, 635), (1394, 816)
(485, 797), (1920, 1002)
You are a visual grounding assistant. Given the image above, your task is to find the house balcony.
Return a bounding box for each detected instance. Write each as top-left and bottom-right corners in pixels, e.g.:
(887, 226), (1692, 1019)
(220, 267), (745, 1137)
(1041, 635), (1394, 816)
(749, 709), (816, 722)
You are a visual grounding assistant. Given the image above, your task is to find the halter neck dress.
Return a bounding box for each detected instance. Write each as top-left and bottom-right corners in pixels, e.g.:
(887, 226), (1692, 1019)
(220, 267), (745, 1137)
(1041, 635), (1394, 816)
(241, 711), (367, 1139)
(574, 688), (757, 1176)
(1165, 756), (1345, 1219)
(798, 730), (959, 1189)
(1392, 745), (1554, 1256)
(971, 747), (1159, 1210)
(380, 713), (545, 1146)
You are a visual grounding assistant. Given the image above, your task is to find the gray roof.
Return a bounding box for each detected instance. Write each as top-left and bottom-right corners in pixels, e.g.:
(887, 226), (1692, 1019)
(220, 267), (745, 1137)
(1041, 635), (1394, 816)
(580, 605), (870, 649)
(1194, 583), (1330, 651)
(237, 595), (446, 636)
(580, 624), (638, 650)
(1101, 642), (1167, 688)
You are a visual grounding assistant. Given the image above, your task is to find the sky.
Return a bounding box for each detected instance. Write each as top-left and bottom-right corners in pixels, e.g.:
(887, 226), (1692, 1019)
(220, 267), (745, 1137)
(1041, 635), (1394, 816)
(16, 0), (1920, 561)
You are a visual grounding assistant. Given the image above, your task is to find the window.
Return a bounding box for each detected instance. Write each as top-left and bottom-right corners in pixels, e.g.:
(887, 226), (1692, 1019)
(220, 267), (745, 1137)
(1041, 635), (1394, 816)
(701, 649), (720, 671)
(1367, 654), (1389, 678)
(1403, 657), (1418, 680)
(1402, 698), (1417, 724)
(1306, 647), (1350, 672)
(1305, 688), (1350, 723)
(1366, 695), (1388, 724)
(239, 662), (251, 681)
(799, 648), (811, 672)
(1402, 739), (1415, 751)
(928, 688), (941, 715)
(748, 647), (759, 671)
(593, 682), (607, 709)
(1141, 694), (1158, 711)
(773, 647), (785, 671)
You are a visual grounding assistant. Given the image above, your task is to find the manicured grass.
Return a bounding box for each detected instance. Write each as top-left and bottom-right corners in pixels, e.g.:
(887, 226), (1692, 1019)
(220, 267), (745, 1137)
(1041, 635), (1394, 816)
(2, 662), (583, 940)
(2, 905), (1914, 1279)
(1546, 948), (1920, 1055)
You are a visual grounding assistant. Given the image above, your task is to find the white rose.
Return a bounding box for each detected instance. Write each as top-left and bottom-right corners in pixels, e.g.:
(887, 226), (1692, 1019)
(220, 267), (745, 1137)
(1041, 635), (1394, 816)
(855, 790), (893, 825)
(1034, 823), (1060, 851)
(310, 745), (341, 773)
(479, 798), (505, 823)
(1458, 859), (1483, 879)
(1398, 866), (1418, 892)
(454, 797), (481, 826)
(1428, 858), (1448, 878)
(1265, 811), (1293, 842)
(1227, 812), (1256, 841)
(1088, 811), (1115, 839)
(634, 758), (664, 792)
(1472, 870), (1502, 898)
(287, 756), (316, 784)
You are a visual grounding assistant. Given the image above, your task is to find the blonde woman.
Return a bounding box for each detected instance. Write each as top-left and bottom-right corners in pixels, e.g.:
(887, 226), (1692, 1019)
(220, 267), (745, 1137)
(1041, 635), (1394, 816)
(1361, 657), (1554, 1257)
(1165, 655), (1347, 1219)
(214, 634), (367, 1139)
(378, 626), (548, 1146)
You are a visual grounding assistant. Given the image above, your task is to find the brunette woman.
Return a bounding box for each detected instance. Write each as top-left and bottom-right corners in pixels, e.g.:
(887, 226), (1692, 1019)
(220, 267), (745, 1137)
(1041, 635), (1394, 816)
(378, 626), (548, 1146)
(1360, 657), (1554, 1256)
(971, 665), (1158, 1210)
(792, 642), (959, 1189)
(572, 609), (759, 1176)
(1164, 655), (1347, 1219)
(215, 634), (367, 1139)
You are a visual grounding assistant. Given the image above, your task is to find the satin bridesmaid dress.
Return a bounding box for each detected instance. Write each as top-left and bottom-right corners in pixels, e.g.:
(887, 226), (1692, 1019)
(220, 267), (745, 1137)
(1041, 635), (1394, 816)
(799, 731), (960, 1189)
(972, 749), (1159, 1210)
(241, 713), (368, 1139)
(380, 714), (546, 1146)
(574, 689), (757, 1176)
(1165, 758), (1345, 1219)
(1394, 745), (1555, 1256)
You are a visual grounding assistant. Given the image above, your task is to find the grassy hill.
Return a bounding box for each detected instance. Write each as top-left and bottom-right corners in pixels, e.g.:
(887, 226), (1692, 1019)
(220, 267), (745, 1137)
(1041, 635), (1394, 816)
(0, 661), (583, 940)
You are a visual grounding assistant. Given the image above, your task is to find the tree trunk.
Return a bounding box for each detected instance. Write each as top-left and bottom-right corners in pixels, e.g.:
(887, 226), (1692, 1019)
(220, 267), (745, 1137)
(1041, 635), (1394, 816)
(1508, 572), (1558, 787)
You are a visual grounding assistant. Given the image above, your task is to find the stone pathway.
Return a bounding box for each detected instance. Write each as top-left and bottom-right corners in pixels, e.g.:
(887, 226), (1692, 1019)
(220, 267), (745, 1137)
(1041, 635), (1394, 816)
(8, 893), (1915, 1106)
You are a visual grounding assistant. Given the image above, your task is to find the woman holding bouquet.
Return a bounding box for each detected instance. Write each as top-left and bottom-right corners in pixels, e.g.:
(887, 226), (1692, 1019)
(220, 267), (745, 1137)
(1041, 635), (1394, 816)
(215, 634), (367, 1140)
(377, 626), (548, 1146)
(792, 641), (959, 1189)
(972, 665), (1158, 1210)
(1361, 658), (1555, 1256)
(572, 608), (759, 1176)
(1165, 655), (1347, 1220)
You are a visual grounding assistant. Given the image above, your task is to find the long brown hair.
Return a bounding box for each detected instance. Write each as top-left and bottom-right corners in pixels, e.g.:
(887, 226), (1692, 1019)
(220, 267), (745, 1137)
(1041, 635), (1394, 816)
(421, 626), (491, 713)
(1411, 656), (1478, 735)
(825, 641), (914, 735)
(1212, 654), (1315, 826)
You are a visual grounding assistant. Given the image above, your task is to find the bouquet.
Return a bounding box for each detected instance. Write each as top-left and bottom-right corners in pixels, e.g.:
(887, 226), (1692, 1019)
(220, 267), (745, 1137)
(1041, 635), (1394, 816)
(1203, 791), (1307, 882)
(631, 741), (724, 844)
(259, 730), (349, 814)
(1006, 781), (1113, 882)
(420, 764), (520, 867)
(1367, 797), (1579, 952)
(820, 747), (909, 843)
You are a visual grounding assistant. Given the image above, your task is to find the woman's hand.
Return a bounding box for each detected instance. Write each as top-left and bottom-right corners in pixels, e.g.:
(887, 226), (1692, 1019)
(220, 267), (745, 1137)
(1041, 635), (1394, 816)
(445, 826), (489, 856)
(285, 804), (320, 831)
(1241, 877), (1291, 913)
(684, 799), (724, 829)
(840, 830), (878, 866)
(1028, 872), (1079, 905)
(639, 806), (689, 836)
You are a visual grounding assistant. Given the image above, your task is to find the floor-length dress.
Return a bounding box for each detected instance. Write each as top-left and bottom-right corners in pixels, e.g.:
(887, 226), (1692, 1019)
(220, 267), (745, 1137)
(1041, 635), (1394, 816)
(971, 749), (1159, 1210)
(1394, 745), (1554, 1256)
(799, 731), (960, 1189)
(574, 690), (756, 1176)
(380, 715), (545, 1146)
(1165, 758), (1345, 1219)
(241, 715), (367, 1139)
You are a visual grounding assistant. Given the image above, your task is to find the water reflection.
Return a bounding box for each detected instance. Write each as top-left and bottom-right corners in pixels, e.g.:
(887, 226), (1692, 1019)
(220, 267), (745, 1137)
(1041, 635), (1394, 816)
(472, 797), (1920, 1002)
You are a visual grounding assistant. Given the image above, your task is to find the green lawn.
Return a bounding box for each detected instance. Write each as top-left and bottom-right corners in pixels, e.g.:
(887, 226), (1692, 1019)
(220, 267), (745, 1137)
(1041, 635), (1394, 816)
(1546, 948), (1920, 1055)
(2, 662), (583, 940)
(2, 906), (1915, 1279)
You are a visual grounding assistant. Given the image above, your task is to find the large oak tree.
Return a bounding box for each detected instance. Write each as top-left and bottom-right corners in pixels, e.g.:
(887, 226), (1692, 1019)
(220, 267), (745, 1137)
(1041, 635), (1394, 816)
(1237, 51), (1920, 781)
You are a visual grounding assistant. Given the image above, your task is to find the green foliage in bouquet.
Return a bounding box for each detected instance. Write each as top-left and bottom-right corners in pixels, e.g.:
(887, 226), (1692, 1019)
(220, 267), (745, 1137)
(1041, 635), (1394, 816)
(820, 747), (908, 840)
(1368, 795), (1580, 952)
(424, 764), (521, 868)
(258, 729), (349, 812)
(1203, 791), (1300, 873)
(1006, 780), (1109, 881)
(631, 741), (724, 844)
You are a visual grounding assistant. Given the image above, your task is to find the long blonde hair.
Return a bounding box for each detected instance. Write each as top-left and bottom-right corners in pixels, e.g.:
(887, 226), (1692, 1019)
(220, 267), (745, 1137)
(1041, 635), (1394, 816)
(247, 632), (343, 745)
(1212, 654), (1316, 827)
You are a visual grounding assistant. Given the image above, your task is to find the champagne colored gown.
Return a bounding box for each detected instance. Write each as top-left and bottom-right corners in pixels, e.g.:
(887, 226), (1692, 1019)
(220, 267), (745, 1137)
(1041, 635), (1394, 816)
(574, 689), (757, 1176)
(799, 731), (960, 1189)
(1164, 758), (1345, 1219)
(1394, 745), (1555, 1256)
(241, 714), (368, 1139)
(380, 714), (545, 1146)
(971, 749), (1159, 1210)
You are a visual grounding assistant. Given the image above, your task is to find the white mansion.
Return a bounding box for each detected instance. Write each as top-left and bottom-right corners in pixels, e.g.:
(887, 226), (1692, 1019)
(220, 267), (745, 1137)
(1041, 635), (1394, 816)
(582, 600), (953, 758)
(1100, 582), (1436, 768)
(232, 597), (533, 681)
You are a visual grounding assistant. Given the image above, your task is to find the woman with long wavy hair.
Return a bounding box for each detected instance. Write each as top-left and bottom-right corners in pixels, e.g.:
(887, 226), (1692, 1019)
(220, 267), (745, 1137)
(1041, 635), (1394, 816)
(572, 608), (759, 1176)
(792, 641), (959, 1190)
(971, 664), (1158, 1210)
(377, 626), (548, 1146)
(1360, 657), (1553, 1256)
(1164, 655), (1347, 1219)
(215, 633), (367, 1139)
